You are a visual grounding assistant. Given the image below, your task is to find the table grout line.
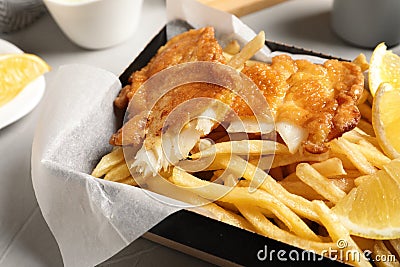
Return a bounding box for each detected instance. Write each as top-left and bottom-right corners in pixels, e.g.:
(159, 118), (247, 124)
(0, 205), (39, 264)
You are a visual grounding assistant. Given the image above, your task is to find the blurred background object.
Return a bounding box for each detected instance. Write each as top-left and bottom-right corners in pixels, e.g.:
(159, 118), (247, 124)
(197, 0), (288, 17)
(43, 0), (144, 50)
(331, 0), (400, 48)
(0, 0), (46, 33)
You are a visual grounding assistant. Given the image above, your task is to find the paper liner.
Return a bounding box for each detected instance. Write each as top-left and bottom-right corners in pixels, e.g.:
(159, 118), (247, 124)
(32, 65), (182, 266)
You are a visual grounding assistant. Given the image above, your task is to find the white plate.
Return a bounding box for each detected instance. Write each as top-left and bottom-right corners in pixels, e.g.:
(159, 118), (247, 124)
(0, 39), (46, 130)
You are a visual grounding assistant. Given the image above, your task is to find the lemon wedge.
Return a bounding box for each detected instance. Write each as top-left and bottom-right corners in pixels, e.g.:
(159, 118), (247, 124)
(372, 83), (400, 159)
(0, 53), (50, 107)
(333, 158), (400, 240)
(369, 42), (400, 96)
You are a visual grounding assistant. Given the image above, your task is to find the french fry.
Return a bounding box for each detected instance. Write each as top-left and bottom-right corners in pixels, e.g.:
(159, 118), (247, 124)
(215, 200), (240, 213)
(389, 239), (400, 258)
(313, 201), (372, 267)
(340, 169), (363, 179)
(358, 87), (372, 105)
(146, 174), (212, 207)
(342, 129), (366, 143)
(223, 52), (262, 67)
(223, 40), (241, 54)
(262, 151), (330, 169)
(282, 158), (347, 182)
(217, 188), (278, 218)
(357, 119), (376, 137)
(356, 139), (391, 169)
(330, 178), (355, 194)
(104, 162), (131, 182)
(236, 204), (336, 254)
(352, 53), (369, 72)
(354, 174), (370, 187)
(190, 140), (289, 159)
(223, 172), (239, 187)
(344, 129), (379, 147)
(272, 216), (291, 232)
(281, 173), (353, 199)
(312, 158), (347, 177)
(373, 241), (399, 267)
(223, 52), (233, 62)
(228, 31), (265, 69)
(279, 179), (323, 200)
(188, 196), (256, 232)
(200, 202), (256, 232)
(118, 176), (138, 186)
(238, 180), (284, 219)
(209, 169), (238, 186)
(329, 153), (358, 170)
(170, 167), (320, 241)
(91, 147), (124, 178)
(209, 154), (320, 222)
(296, 163), (346, 204)
(248, 155), (274, 171)
(330, 138), (377, 175)
(358, 103), (373, 123)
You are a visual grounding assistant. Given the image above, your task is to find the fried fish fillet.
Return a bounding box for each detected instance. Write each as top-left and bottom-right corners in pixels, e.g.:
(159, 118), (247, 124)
(113, 26), (226, 111)
(241, 55), (364, 153)
(110, 26), (228, 147)
(110, 27), (235, 175)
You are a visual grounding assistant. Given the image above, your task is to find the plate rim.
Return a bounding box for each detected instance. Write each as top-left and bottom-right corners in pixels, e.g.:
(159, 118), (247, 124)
(0, 39), (46, 130)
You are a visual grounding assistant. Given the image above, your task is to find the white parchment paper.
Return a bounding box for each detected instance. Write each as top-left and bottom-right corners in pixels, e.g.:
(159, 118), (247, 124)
(31, 1), (325, 266)
(32, 64), (184, 267)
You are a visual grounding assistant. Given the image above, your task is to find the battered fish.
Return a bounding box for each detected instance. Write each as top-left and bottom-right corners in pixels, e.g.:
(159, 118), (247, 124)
(111, 27), (234, 176)
(241, 55), (364, 153)
(111, 26), (364, 176)
(113, 26), (226, 111)
(110, 26), (228, 147)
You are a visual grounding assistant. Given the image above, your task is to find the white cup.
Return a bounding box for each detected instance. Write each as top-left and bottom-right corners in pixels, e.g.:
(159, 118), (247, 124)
(331, 0), (400, 48)
(43, 0), (143, 49)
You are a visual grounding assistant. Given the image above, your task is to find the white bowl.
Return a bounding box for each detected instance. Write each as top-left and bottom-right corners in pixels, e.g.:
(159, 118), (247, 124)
(43, 0), (143, 49)
(331, 0), (400, 48)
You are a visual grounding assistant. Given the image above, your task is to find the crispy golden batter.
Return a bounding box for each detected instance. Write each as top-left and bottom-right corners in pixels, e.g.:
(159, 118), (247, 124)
(110, 27), (227, 146)
(242, 55), (364, 153)
(113, 26), (226, 110)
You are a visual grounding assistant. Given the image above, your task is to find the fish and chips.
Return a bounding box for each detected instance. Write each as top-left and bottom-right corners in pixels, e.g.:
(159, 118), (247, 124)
(92, 27), (400, 266)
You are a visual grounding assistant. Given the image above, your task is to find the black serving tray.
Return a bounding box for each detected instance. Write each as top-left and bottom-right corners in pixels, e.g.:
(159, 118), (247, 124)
(118, 24), (347, 267)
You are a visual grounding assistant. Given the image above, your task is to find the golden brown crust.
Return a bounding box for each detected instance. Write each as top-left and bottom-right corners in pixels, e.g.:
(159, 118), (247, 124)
(242, 55), (364, 153)
(113, 27), (226, 110)
(111, 27), (227, 146)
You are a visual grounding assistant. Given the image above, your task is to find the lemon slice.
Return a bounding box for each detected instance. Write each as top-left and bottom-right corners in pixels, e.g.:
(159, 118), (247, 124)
(0, 54), (50, 107)
(369, 42), (400, 96)
(333, 158), (400, 240)
(372, 83), (400, 159)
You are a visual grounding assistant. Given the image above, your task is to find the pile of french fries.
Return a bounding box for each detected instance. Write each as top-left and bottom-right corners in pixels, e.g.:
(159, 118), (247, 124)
(91, 33), (400, 266)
